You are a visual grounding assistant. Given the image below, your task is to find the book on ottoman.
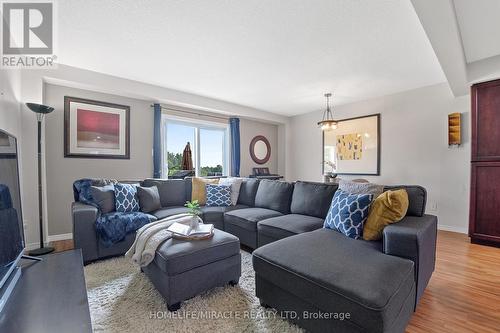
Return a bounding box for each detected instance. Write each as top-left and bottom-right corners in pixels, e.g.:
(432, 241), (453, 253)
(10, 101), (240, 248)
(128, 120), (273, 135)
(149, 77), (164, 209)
(167, 223), (214, 237)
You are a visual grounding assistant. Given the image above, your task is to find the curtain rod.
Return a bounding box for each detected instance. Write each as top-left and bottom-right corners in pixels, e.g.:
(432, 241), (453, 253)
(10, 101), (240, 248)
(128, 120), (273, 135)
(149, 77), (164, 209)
(151, 104), (230, 121)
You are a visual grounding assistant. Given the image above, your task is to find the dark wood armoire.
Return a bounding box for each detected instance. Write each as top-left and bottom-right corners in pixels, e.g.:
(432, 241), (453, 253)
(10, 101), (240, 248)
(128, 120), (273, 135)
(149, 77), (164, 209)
(469, 79), (500, 247)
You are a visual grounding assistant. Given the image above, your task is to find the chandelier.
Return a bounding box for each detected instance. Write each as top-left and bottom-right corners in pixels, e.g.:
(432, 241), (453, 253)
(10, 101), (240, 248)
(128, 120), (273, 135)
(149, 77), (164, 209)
(317, 92), (338, 131)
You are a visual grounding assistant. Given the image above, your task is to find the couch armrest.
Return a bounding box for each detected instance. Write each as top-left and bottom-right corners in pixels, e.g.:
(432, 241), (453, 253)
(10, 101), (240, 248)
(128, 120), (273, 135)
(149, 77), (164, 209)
(72, 202), (99, 263)
(383, 214), (437, 306)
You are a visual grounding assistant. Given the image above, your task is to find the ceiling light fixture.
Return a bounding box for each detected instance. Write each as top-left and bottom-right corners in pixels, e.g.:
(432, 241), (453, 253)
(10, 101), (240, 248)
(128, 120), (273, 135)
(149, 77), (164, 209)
(317, 92), (338, 131)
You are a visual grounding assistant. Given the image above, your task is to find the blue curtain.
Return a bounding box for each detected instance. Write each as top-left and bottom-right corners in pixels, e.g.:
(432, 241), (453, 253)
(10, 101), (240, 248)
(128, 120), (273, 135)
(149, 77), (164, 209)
(153, 103), (162, 178)
(229, 117), (240, 177)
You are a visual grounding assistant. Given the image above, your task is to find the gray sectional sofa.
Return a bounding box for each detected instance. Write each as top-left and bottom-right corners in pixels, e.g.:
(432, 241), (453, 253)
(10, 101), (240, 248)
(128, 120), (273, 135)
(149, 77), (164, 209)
(72, 177), (437, 333)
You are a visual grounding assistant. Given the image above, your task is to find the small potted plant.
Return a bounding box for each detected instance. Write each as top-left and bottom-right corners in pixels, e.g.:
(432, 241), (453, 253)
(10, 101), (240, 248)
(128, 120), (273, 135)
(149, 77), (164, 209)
(323, 160), (338, 183)
(185, 200), (202, 229)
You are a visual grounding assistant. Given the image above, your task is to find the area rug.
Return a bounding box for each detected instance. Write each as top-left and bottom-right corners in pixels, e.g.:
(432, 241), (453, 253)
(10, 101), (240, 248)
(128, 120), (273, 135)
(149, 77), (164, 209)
(84, 250), (302, 332)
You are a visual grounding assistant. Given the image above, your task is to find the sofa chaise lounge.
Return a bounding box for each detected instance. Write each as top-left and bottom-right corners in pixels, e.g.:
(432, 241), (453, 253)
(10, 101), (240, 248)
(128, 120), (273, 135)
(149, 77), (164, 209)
(72, 178), (437, 333)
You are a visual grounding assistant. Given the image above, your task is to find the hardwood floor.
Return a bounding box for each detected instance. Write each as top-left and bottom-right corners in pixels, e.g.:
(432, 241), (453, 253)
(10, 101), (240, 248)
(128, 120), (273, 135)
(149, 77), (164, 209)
(51, 231), (500, 333)
(406, 231), (500, 333)
(50, 239), (74, 253)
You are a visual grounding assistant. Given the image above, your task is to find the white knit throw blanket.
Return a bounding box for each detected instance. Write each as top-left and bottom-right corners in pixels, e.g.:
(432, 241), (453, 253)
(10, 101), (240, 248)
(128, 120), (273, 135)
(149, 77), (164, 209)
(125, 213), (202, 267)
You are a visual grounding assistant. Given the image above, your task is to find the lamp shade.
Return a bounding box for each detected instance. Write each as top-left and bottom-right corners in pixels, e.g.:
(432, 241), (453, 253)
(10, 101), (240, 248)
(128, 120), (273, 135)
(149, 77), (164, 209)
(26, 103), (54, 114)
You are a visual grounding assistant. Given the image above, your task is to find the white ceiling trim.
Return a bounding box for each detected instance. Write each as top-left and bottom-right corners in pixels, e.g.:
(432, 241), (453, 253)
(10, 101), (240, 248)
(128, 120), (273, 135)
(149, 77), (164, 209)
(453, 0), (500, 63)
(410, 0), (468, 96)
(42, 64), (289, 124)
(468, 54), (500, 84)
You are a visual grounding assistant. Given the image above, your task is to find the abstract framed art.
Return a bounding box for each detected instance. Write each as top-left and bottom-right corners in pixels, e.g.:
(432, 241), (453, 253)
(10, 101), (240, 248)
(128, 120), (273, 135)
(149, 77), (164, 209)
(322, 113), (380, 175)
(64, 96), (130, 159)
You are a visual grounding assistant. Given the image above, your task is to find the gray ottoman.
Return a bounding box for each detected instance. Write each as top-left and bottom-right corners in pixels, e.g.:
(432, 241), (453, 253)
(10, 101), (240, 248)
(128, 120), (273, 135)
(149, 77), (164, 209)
(143, 229), (241, 311)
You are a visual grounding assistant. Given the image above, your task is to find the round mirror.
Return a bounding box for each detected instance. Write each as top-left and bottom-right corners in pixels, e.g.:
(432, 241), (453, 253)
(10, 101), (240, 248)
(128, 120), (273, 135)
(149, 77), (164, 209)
(254, 140), (267, 160)
(250, 135), (271, 164)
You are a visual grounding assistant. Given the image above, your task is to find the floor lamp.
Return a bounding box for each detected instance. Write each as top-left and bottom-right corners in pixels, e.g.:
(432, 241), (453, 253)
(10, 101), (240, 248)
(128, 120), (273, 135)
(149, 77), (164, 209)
(26, 103), (55, 256)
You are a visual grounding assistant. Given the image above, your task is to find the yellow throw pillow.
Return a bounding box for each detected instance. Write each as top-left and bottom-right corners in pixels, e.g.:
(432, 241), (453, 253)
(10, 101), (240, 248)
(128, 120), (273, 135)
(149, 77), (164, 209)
(191, 177), (219, 205)
(363, 189), (409, 241)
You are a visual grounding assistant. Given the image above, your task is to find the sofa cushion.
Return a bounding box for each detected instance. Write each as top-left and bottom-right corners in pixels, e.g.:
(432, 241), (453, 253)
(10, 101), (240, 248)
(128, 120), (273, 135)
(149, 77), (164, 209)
(224, 208), (282, 231)
(142, 179), (187, 207)
(192, 177), (219, 205)
(384, 185), (426, 217)
(252, 228), (414, 332)
(114, 183), (140, 213)
(237, 179), (260, 206)
(154, 204), (249, 225)
(200, 206), (225, 223)
(324, 190), (373, 240)
(154, 229), (240, 276)
(90, 185), (115, 213)
(254, 180), (294, 214)
(257, 214), (324, 241)
(137, 186), (161, 213)
(152, 206), (190, 220)
(201, 204), (248, 222)
(290, 181), (337, 218)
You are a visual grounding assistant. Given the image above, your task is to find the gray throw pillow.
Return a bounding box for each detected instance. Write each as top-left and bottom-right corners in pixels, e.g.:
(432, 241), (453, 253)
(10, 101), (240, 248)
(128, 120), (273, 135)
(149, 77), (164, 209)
(137, 186), (161, 213)
(90, 185), (115, 213)
(218, 177), (243, 206)
(339, 180), (384, 198)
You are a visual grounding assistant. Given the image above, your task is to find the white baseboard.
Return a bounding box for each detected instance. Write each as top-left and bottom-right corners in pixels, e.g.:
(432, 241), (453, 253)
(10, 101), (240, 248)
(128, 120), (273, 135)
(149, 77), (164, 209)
(438, 224), (468, 234)
(47, 233), (73, 242)
(24, 234), (73, 251)
(24, 242), (41, 251)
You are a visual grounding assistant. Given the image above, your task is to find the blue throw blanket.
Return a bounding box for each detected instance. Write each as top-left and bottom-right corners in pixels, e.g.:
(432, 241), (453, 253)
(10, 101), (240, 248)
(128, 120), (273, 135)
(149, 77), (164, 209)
(73, 179), (155, 247)
(95, 211), (155, 247)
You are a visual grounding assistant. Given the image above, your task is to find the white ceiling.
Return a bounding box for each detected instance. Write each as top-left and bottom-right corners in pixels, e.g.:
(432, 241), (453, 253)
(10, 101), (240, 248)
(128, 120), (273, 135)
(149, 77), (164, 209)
(57, 0), (445, 116)
(453, 0), (500, 64)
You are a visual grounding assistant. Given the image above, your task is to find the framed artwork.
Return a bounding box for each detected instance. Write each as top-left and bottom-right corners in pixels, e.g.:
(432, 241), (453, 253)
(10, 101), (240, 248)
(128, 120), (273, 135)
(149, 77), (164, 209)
(0, 131), (17, 157)
(64, 96), (130, 159)
(323, 113), (380, 175)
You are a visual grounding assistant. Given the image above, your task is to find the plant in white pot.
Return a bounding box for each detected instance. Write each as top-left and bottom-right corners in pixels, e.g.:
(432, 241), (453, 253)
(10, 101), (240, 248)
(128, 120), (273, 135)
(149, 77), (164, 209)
(323, 160), (338, 182)
(185, 200), (202, 229)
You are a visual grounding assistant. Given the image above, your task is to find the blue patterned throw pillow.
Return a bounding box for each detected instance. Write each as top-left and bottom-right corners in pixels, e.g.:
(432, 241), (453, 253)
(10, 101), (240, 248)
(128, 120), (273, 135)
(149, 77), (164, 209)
(206, 184), (232, 207)
(114, 183), (140, 213)
(324, 190), (374, 240)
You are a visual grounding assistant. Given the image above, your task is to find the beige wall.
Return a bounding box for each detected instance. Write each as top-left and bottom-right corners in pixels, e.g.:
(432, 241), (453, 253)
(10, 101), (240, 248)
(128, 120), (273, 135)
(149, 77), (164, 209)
(44, 84), (154, 236)
(43, 83), (280, 236)
(289, 83), (470, 233)
(239, 118), (278, 177)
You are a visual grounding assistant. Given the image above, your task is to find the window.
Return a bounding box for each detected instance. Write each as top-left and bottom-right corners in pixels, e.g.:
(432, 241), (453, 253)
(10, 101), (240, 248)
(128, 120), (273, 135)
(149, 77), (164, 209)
(164, 122), (195, 177)
(199, 128), (226, 176)
(163, 117), (228, 178)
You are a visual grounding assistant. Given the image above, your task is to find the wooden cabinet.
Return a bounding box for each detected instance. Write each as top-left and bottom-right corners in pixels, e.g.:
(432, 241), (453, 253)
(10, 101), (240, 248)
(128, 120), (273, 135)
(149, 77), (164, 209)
(470, 79), (500, 247)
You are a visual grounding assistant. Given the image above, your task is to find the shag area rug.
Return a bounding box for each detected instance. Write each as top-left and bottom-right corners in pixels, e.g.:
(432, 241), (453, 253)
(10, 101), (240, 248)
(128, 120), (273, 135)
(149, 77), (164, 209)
(84, 250), (302, 333)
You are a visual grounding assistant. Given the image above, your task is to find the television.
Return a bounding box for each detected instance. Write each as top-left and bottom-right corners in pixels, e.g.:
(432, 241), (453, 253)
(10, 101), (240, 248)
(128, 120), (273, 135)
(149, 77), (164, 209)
(0, 129), (24, 313)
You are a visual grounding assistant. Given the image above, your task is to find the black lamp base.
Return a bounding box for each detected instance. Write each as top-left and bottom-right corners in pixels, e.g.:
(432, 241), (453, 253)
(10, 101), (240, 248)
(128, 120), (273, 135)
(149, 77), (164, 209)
(28, 247), (55, 256)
